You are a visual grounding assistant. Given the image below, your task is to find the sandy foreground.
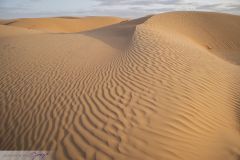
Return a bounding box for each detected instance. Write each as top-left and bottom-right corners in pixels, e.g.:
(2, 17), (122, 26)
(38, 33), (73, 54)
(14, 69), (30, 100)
(0, 11), (240, 160)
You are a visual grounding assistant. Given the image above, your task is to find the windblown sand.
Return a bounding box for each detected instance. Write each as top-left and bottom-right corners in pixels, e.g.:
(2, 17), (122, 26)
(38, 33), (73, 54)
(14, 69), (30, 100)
(1, 12), (240, 160)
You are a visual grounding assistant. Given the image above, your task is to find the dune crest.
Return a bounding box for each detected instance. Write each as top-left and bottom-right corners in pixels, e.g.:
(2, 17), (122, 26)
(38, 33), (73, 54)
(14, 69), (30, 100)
(0, 12), (240, 160)
(143, 11), (240, 65)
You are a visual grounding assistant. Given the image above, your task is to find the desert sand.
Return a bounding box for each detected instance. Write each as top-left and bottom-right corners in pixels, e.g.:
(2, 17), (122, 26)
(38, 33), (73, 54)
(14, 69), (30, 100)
(0, 16), (125, 33)
(0, 11), (240, 160)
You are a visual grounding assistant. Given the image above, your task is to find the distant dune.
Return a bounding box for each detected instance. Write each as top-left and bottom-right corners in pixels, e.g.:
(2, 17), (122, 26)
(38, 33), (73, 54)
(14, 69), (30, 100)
(0, 12), (240, 160)
(0, 16), (126, 33)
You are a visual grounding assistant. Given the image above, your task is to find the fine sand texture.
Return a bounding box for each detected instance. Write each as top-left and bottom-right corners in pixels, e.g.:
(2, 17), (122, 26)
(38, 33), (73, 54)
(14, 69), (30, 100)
(1, 11), (240, 160)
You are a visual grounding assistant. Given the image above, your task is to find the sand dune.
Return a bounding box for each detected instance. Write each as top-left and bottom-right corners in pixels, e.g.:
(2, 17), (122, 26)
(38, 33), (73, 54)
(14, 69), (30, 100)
(0, 16), (126, 33)
(0, 12), (240, 160)
(144, 12), (240, 64)
(0, 24), (43, 38)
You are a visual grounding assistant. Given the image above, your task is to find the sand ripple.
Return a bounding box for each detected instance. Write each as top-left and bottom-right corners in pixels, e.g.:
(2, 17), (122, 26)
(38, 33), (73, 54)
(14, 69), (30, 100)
(1, 12), (240, 160)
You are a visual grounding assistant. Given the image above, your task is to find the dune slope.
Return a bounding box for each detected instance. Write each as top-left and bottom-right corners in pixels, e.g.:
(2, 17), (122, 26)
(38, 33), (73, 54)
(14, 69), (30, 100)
(0, 12), (240, 160)
(0, 24), (43, 38)
(144, 12), (240, 64)
(1, 16), (126, 33)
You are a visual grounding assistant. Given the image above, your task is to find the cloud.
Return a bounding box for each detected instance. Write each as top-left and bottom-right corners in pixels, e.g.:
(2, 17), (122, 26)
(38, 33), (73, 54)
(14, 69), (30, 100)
(90, 0), (240, 17)
(0, 0), (240, 19)
(96, 0), (181, 6)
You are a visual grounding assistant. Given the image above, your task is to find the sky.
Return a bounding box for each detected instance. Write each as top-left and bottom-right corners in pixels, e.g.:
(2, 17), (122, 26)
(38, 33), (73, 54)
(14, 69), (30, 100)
(0, 0), (240, 19)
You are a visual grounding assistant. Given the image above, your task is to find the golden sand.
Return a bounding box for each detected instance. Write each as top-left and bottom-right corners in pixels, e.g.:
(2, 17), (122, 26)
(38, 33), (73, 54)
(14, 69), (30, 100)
(0, 12), (240, 160)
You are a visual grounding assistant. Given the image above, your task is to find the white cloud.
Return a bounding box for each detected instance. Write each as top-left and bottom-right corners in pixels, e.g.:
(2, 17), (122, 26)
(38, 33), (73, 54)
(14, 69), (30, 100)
(0, 0), (239, 19)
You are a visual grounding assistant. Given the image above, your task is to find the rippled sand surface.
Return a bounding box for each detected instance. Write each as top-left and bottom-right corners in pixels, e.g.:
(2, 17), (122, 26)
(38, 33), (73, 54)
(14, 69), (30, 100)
(1, 12), (240, 160)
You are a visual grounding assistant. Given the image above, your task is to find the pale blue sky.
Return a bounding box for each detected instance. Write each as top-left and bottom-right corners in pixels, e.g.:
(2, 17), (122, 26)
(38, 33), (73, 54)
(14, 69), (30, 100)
(0, 0), (240, 19)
